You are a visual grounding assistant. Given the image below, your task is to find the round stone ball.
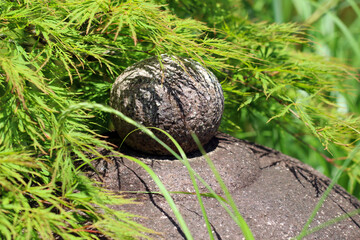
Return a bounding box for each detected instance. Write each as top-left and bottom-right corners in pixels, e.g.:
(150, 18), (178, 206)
(110, 55), (224, 155)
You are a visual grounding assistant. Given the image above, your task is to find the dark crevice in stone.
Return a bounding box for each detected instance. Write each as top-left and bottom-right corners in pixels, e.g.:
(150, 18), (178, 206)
(114, 157), (123, 191)
(259, 160), (281, 170)
(113, 135), (220, 160)
(180, 204), (223, 240)
(330, 196), (360, 228)
(331, 184), (360, 210)
(122, 163), (187, 240)
(287, 165), (307, 189)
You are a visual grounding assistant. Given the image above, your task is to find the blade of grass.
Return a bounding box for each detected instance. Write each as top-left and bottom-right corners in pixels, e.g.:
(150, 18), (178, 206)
(151, 127), (258, 239)
(297, 208), (360, 238)
(295, 142), (360, 239)
(147, 127), (215, 240)
(305, 0), (339, 25)
(122, 124), (255, 237)
(291, 0), (312, 20)
(346, 0), (360, 18)
(273, 0), (283, 23)
(191, 133), (255, 240)
(120, 154), (194, 240)
(119, 128), (243, 231)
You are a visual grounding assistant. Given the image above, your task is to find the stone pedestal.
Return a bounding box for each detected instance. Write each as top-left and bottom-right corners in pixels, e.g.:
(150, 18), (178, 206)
(89, 132), (360, 239)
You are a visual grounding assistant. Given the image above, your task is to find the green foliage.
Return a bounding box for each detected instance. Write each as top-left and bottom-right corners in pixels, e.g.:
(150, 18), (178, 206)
(240, 0), (360, 198)
(0, 0), (359, 238)
(267, 0), (360, 199)
(0, 151), (151, 239)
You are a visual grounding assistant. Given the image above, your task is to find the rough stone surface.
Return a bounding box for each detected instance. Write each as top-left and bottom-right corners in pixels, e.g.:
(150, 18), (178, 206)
(109, 55), (224, 155)
(89, 132), (360, 239)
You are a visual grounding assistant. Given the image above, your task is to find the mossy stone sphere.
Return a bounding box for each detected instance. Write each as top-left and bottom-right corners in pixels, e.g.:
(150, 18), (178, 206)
(110, 55), (224, 155)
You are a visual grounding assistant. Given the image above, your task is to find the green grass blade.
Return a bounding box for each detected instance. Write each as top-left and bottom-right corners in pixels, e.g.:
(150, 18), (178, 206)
(150, 128), (262, 238)
(120, 154), (194, 240)
(346, 0), (360, 18)
(148, 127), (215, 240)
(305, 0), (339, 25)
(297, 208), (360, 238)
(291, 0), (312, 20)
(114, 122), (252, 238)
(295, 142), (360, 239)
(191, 133), (255, 240)
(273, 0), (283, 23)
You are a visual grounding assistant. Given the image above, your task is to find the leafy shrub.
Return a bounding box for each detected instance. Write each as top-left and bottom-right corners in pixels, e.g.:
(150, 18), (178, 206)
(0, 0), (359, 238)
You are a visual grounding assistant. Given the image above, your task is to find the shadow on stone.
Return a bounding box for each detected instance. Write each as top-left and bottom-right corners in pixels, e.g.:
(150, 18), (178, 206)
(101, 130), (220, 160)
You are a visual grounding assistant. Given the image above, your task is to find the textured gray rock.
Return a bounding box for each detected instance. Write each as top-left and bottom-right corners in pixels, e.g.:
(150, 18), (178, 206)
(89, 132), (360, 240)
(110, 55), (224, 155)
